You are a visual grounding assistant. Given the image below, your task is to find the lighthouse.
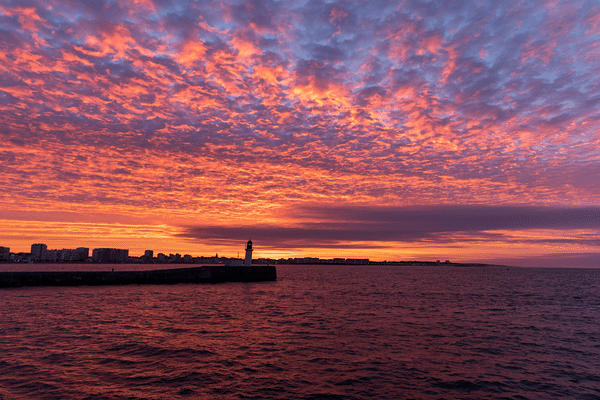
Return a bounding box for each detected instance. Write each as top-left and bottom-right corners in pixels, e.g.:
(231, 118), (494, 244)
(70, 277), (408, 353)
(244, 240), (253, 267)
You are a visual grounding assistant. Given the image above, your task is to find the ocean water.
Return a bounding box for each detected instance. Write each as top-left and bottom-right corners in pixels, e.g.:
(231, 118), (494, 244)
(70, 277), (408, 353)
(0, 265), (599, 399)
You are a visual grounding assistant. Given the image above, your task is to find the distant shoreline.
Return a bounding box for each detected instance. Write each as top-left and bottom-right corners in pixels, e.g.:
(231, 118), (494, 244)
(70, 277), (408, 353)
(0, 260), (514, 268)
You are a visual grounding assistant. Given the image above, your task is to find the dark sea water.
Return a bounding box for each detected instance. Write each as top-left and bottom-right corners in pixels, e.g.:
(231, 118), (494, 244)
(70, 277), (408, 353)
(0, 265), (599, 400)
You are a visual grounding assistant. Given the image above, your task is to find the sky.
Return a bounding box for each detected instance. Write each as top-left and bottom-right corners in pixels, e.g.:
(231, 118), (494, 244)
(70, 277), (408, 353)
(1, 0), (599, 267)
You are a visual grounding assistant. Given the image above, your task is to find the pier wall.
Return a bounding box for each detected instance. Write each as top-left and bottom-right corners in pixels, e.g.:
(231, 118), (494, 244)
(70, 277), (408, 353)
(0, 265), (277, 288)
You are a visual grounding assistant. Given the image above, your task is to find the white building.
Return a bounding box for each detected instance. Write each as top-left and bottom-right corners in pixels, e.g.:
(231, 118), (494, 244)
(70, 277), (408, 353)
(244, 240), (253, 267)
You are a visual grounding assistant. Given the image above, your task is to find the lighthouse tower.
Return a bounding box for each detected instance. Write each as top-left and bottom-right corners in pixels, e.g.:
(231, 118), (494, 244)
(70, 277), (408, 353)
(244, 240), (253, 267)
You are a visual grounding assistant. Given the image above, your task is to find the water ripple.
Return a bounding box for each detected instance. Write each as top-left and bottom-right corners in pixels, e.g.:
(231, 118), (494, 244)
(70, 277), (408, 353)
(0, 265), (599, 399)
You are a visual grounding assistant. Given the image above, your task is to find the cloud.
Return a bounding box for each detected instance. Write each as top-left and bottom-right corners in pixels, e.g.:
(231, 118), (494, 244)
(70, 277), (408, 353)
(79, 0), (105, 12)
(179, 206), (600, 248)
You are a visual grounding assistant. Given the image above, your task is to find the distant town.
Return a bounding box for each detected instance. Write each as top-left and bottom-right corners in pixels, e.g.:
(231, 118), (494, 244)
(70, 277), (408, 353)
(0, 243), (459, 266)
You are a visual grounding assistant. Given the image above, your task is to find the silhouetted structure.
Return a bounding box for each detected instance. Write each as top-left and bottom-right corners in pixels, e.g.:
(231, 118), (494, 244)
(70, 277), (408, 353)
(245, 240), (253, 267)
(31, 243), (47, 261)
(0, 265), (277, 287)
(92, 248), (129, 263)
(0, 247), (9, 261)
(143, 250), (153, 263)
(43, 247), (89, 262)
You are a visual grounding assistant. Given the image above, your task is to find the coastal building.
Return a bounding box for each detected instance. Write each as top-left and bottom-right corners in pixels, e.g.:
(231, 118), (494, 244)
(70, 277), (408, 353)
(43, 249), (60, 262)
(244, 240), (253, 267)
(92, 248), (129, 263)
(0, 246), (9, 261)
(74, 247), (89, 261)
(345, 258), (370, 265)
(32, 247), (89, 262)
(12, 252), (31, 263)
(143, 250), (153, 263)
(31, 243), (47, 261)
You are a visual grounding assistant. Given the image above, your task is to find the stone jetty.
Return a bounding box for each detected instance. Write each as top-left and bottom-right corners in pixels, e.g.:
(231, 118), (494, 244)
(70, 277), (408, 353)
(0, 265), (277, 288)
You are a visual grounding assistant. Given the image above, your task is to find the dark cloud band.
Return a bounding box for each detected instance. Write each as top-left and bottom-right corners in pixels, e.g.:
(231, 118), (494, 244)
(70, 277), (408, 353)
(180, 206), (600, 248)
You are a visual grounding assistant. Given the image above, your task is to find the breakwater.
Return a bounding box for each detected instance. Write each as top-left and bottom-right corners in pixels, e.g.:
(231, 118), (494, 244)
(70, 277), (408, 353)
(0, 265), (277, 287)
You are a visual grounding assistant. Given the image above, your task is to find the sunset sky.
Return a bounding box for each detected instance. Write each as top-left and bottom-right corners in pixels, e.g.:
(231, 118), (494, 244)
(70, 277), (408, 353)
(1, 0), (599, 266)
